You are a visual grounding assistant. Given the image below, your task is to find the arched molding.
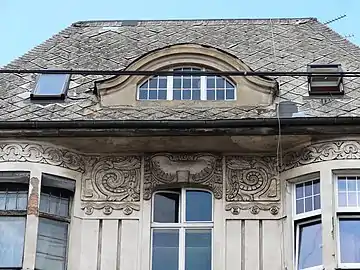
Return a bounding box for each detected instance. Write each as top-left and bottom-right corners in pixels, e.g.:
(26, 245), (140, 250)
(281, 139), (360, 173)
(95, 43), (278, 107)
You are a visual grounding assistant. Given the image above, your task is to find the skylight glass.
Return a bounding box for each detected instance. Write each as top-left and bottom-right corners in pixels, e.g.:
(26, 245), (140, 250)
(31, 74), (70, 100)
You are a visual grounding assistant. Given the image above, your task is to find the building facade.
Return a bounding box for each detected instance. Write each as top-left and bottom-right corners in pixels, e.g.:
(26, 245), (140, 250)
(1, 18), (360, 270)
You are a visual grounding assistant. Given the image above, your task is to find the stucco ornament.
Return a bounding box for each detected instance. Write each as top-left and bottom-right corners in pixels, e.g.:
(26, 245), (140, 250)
(282, 140), (360, 171)
(0, 142), (85, 172)
(81, 155), (141, 215)
(225, 203), (279, 216)
(144, 153), (223, 199)
(226, 156), (279, 201)
(225, 156), (279, 216)
(81, 202), (140, 216)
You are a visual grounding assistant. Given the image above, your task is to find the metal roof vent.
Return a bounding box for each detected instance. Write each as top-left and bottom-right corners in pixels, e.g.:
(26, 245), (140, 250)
(278, 101), (298, 118)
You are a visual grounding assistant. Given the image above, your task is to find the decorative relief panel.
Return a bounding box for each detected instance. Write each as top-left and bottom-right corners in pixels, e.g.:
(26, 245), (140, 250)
(0, 142), (85, 172)
(144, 153), (223, 200)
(81, 156), (141, 215)
(225, 156), (280, 216)
(282, 140), (360, 171)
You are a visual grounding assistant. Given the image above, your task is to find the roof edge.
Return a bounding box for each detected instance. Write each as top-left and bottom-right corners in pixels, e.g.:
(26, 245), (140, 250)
(72, 17), (317, 27)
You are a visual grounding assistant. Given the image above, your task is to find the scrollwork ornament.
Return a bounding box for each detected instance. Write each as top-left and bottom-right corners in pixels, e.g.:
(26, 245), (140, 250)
(0, 142), (85, 172)
(226, 156), (278, 202)
(282, 140), (360, 171)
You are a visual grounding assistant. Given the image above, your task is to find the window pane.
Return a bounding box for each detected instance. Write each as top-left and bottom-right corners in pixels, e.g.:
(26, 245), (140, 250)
(207, 90), (215, 100)
(36, 218), (68, 270)
(337, 176), (360, 208)
(139, 89), (148, 100)
(174, 90), (181, 100)
(193, 90), (200, 100)
(186, 191), (212, 222)
(153, 192), (180, 223)
(34, 74), (68, 95)
(0, 216), (26, 268)
(339, 219), (360, 263)
(225, 89), (234, 100)
(0, 188), (28, 211)
(152, 229), (179, 270)
(185, 229), (211, 270)
(295, 180), (321, 214)
(40, 192), (69, 218)
(297, 221), (322, 270)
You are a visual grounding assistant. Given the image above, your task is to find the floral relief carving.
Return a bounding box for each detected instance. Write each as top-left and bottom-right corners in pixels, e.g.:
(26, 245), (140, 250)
(226, 156), (279, 202)
(144, 153), (223, 200)
(0, 142), (85, 172)
(282, 140), (360, 171)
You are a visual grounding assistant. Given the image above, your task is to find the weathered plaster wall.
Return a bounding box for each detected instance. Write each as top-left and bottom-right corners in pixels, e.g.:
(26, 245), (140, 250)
(1, 138), (360, 270)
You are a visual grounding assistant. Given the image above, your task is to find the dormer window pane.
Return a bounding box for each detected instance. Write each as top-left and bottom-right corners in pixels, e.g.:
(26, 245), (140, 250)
(31, 74), (70, 100)
(137, 66), (236, 101)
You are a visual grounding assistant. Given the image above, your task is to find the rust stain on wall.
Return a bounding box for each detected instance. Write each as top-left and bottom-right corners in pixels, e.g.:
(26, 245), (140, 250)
(27, 177), (39, 216)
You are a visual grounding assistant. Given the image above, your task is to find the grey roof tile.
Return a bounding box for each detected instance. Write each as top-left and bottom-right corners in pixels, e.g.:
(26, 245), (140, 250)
(1, 17), (360, 121)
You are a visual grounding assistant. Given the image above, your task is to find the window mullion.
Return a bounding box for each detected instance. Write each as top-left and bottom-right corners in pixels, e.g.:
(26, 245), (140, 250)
(22, 170), (42, 270)
(179, 227), (186, 270)
(200, 75), (206, 100)
(167, 75), (173, 100)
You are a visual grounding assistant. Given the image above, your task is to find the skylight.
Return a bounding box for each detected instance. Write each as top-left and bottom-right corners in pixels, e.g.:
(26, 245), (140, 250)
(30, 74), (70, 100)
(307, 64), (344, 95)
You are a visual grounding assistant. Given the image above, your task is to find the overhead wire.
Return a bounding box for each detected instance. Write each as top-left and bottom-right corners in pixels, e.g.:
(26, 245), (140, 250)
(0, 68), (359, 77)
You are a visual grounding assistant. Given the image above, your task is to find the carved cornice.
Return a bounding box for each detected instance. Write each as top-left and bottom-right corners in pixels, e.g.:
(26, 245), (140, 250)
(282, 140), (360, 171)
(0, 142), (85, 172)
(226, 156), (279, 202)
(144, 153), (223, 200)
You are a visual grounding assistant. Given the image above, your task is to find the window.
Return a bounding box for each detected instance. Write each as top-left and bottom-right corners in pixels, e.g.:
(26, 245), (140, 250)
(0, 172), (74, 270)
(151, 189), (213, 270)
(336, 176), (360, 268)
(36, 187), (71, 270)
(31, 74), (70, 100)
(0, 183), (28, 269)
(138, 67), (235, 101)
(293, 179), (322, 270)
(307, 64), (343, 95)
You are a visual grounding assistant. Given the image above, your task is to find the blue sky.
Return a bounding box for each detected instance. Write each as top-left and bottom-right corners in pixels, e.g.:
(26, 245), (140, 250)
(1, 0), (359, 66)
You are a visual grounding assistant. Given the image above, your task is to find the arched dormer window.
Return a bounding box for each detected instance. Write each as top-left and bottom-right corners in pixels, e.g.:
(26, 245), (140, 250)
(95, 44), (277, 107)
(138, 67), (236, 101)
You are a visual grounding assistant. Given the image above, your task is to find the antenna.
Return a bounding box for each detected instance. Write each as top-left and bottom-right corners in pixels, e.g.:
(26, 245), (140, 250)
(324, 14), (346, 25)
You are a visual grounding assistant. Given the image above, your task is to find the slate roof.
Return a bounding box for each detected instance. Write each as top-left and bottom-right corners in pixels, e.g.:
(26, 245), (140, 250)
(1, 18), (360, 121)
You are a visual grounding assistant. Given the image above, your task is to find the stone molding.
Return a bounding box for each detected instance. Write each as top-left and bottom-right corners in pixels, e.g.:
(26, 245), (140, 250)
(144, 153), (223, 200)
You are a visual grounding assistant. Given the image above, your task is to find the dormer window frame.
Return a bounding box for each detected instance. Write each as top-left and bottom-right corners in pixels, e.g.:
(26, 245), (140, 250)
(307, 64), (344, 96)
(30, 73), (71, 101)
(137, 66), (237, 101)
